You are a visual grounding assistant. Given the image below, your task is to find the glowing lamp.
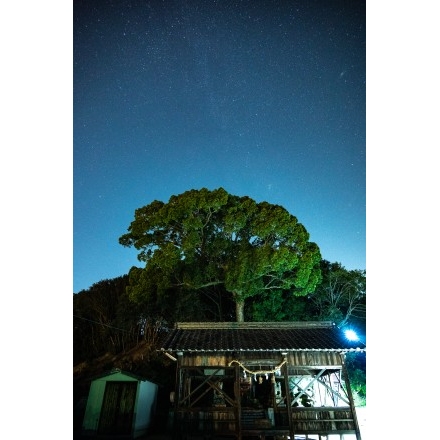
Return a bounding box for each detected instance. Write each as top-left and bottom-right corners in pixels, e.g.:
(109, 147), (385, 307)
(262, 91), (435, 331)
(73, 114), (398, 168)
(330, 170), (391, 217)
(344, 329), (359, 341)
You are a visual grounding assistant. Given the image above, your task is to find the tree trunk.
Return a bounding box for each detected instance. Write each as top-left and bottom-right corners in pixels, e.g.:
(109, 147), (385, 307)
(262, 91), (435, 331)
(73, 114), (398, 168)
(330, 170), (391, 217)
(235, 299), (244, 322)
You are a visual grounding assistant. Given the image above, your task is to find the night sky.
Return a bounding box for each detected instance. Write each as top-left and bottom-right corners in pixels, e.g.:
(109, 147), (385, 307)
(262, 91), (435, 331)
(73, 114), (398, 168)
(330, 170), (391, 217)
(73, 0), (366, 293)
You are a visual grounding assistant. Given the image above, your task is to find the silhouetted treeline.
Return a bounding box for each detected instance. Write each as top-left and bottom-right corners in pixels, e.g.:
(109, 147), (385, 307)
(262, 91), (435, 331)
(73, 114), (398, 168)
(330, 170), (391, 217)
(74, 275), (138, 363)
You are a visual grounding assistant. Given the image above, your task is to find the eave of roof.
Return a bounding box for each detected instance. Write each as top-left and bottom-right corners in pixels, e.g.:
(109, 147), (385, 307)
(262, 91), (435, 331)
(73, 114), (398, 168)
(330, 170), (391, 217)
(89, 368), (149, 382)
(159, 322), (366, 353)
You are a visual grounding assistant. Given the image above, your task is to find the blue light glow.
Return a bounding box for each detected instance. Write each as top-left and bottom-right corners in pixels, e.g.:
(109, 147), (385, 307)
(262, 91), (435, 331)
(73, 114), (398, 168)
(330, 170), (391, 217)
(344, 329), (359, 341)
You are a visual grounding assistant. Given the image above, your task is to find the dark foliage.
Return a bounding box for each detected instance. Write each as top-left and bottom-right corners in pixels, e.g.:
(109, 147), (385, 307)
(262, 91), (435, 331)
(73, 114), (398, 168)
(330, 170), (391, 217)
(345, 351), (366, 406)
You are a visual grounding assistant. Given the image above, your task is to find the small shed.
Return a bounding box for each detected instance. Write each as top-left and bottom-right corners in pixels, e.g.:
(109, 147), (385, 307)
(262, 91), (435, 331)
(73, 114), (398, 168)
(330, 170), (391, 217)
(82, 368), (158, 438)
(160, 321), (365, 440)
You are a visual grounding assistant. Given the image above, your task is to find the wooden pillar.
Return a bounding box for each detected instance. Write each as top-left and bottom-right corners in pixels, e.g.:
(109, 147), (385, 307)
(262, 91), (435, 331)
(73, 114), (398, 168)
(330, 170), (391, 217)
(341, 353), (362, 440)
(282, 353), (294, 439)
(235, 363), (242, 440)
(172, 351), (183, 440)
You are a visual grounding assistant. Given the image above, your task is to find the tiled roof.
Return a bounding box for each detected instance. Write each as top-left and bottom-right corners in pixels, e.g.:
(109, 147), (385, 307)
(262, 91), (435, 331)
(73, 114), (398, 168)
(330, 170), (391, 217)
(159, 322), (365, 353)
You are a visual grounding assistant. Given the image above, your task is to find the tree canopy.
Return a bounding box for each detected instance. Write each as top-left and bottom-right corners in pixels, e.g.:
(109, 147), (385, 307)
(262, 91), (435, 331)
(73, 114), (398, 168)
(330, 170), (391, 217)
(311, 260), (366, 328)
(119, 187), (322, 321)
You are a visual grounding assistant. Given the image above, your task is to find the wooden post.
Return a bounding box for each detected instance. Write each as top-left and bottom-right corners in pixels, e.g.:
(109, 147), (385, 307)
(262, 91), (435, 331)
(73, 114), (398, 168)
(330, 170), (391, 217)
(173, 351), (183, 440)
(235, 363), (242, 440)
(282, 353), (294, 440)
(341, 353), (362, 440)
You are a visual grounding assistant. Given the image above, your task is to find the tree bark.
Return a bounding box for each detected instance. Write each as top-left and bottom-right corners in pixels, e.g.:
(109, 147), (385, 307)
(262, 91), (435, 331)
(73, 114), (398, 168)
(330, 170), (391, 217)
(235, 299), (244, 322)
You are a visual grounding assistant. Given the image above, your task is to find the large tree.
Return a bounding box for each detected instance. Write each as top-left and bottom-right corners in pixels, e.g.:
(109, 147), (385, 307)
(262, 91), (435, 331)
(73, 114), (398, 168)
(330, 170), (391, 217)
(119, 187), (322, 322)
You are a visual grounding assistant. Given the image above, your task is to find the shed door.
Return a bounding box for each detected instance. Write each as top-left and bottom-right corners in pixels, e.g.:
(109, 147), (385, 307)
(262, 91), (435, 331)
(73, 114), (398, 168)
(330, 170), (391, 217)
(98, 381), (137, 435)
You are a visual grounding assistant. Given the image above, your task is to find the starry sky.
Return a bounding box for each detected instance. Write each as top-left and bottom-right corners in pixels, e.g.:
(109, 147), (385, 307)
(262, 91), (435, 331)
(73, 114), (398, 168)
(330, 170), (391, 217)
(73, 0), (366, 294)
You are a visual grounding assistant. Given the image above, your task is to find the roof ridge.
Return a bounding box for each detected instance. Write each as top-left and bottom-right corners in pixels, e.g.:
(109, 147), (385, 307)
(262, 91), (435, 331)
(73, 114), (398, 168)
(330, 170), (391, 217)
(175, 321), (335, 330)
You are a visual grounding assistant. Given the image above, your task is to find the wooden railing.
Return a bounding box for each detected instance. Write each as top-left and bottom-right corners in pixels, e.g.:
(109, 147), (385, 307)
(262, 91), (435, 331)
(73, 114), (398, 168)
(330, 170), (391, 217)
(276, 406), (356, 434)
(174, 406), (356, 438)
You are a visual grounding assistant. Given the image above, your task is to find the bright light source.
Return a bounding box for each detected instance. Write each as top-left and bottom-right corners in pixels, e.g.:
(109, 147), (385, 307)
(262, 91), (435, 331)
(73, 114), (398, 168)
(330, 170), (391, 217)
(344, 329), (359, 341)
